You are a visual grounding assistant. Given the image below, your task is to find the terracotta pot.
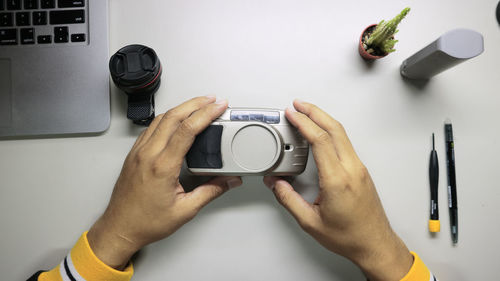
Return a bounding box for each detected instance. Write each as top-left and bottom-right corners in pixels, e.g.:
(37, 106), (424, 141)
(358, 24), (388, 60)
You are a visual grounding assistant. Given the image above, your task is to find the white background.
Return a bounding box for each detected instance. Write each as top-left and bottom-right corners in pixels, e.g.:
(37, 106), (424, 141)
(1, 0), (499, 280)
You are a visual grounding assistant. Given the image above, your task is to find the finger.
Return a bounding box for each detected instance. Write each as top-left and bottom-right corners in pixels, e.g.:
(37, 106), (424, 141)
(293, 100), (358, 162)
(186, 176), (243, 211)
(131, 128), (148, 150)
(285, 108), (341, 173)
(263, 176), (320, 233)
(161, 100), (228, 167)
(145, 96), (217, 152)
(133, 113), (166, 148)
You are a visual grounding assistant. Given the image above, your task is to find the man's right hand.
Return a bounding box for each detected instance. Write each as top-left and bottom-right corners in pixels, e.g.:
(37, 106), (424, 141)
(263, 100), (414, 281)
(88, 96), (242, 270)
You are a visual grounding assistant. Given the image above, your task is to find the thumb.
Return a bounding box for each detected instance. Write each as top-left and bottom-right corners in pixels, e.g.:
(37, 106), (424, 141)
(263, 176), (319, 232)
(189, 176), (242, 211)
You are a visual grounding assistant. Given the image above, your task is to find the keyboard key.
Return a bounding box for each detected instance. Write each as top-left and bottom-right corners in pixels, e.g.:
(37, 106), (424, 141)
(20, 27), (34, 44)
(6, 0), (21, 10)
(0, 28), (17, 45)
(54, 26), (68, 43)
(41, 0), (55, 9)
(58, 0), (84, 8)
(33, 11), (47, 25)
(0, 12), (13, 26)
(0, 0), (4, 10)
(71, 33), (84, 42)
(37, 34), (51, 43)
(50, 9), (84, 25)
(16, 11), (29, 26)
(24, 0), (38, 9)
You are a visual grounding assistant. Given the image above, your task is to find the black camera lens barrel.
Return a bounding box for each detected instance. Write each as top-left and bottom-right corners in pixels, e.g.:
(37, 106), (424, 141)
(109, 44), (163, 126)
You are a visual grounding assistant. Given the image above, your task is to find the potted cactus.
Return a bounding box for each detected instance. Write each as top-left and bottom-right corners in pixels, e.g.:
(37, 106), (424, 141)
(359, 7), (410, 60)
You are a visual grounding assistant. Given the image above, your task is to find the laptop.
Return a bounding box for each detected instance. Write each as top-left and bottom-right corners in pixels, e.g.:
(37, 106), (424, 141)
(0, 0), (109, 137)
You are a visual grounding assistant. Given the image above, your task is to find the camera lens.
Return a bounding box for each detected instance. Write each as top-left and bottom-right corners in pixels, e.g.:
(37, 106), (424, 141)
(109, 44), (162, 95)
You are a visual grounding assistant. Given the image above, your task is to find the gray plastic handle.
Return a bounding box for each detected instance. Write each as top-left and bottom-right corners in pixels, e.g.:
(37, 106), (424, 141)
(400, 29), (484, 80)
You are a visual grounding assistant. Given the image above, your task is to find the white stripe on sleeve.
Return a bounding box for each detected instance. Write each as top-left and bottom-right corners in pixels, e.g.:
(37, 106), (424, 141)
(58, 259), (72, 281)
(66, 253), (88, 281)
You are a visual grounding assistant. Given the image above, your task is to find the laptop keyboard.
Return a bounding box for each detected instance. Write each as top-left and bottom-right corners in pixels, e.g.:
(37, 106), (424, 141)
(0, 0), (88, 46)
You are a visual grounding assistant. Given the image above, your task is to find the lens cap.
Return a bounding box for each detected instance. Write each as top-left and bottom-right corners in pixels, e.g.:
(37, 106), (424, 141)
(109, 45), (163, 126)
(110, 45), (162, 93)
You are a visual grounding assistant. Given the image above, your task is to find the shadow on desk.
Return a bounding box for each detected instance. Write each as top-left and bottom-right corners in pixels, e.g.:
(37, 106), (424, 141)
(400, 75), (432, 92)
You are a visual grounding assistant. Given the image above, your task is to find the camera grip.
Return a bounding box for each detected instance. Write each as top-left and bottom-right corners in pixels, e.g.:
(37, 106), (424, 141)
(186, 125), (224, 169)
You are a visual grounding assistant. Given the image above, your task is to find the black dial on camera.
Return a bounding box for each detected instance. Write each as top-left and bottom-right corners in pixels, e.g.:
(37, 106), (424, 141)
(109, 44), (163, 126)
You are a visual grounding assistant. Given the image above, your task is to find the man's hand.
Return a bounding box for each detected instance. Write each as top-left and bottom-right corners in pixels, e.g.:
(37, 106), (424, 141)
(263, 100), (413, 281)
(88, 96), (242, 270)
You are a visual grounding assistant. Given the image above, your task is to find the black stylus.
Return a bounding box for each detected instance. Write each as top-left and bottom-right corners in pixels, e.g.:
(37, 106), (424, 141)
(428, 133), (440, 233)
(445, 120), (458, 244)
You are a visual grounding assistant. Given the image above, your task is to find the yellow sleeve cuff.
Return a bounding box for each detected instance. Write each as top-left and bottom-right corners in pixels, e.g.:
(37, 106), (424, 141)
(400, 252), (434, 281)
(39, 232), (134, 281)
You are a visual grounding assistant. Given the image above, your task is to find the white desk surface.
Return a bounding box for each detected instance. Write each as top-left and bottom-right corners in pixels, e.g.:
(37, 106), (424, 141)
(2, 0), (500, 280)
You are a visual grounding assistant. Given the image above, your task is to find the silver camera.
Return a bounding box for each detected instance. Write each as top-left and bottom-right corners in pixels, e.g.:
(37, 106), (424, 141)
(186, 108), (309, 176)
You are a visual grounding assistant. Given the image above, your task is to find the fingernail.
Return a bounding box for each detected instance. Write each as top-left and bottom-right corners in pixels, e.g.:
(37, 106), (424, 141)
(263, 177), (276, 191)
(226, 178), (242, 189)
(294, 99), (305, 105)
(205, 95), (216, 100)
(215, 99), (228, 107)
(286, 107), (297, 113)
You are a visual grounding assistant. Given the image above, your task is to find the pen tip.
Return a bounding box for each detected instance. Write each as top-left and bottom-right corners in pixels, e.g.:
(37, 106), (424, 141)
(445, 118), (452, 125)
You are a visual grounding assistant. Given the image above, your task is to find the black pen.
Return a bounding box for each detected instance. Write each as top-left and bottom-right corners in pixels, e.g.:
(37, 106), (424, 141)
(428, 133), (440, 233)
(445, 119), (458, 244)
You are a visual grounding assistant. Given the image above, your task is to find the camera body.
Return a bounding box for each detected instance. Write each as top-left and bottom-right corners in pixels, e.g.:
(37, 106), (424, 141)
(186, 108), (309, 176)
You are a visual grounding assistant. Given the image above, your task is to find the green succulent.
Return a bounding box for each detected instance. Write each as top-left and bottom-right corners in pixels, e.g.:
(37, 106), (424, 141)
(365, 7), (410, 54)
